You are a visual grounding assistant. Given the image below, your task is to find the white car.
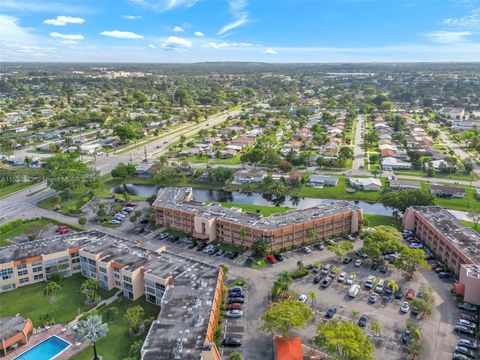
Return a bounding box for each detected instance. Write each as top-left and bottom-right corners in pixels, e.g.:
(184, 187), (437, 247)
(409, 243), (423, 249)
(108, 219), (121, 224)
(346, 273), (356, 285)
(115, 213), (126, 219)
(354, 259), (363, 267)
(400, 301), (410, 313)
(348, 284), (361, 298)
(337, 272), (347, 282)
(297, 294), (308, 303)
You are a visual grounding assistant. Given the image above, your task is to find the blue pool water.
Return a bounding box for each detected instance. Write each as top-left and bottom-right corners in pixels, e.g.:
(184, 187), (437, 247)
(14, 336), (70, 360)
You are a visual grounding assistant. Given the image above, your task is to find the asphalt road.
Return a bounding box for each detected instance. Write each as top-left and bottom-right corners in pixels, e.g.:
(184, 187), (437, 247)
(352, 114), (365, 170)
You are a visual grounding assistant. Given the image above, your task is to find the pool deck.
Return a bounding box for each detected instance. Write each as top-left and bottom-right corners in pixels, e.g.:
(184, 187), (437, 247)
(3, 324), (88, 360)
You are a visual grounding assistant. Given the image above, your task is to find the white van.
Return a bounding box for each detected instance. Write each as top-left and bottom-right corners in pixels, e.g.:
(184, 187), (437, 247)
(375, 279), (385, 293)
(348, 284), (361, 298)
(321, 264), (332, 275)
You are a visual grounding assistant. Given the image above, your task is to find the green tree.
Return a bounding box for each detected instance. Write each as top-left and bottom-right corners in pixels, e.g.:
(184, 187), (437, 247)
(468, 208), (480, 230)
(308, 291), (317, 307)
(124, 305), (145, 334)
(252, 240), (269, 258)
(81, 279), (99, 303)
(380, 189), (435, 213)
(411, 298), (433, 318)
(229, 352), (244, 360)
(111, 163), (136, 179)
(327, 240), (354, 261)
(387, 279), (399, 295)
(350, 309), (360, 323)
(371, 321), (382, 337)
(261, 299), (312, 337)
(405, 338), (423, 360)
(313, 319), (375, 360)
(78, 216), (87, 226)
(127, 339), (143, 359)
(44, 281), (61, 303)
(338, 146), (354, 160)
(394, 248), (431, 279)
(104, 307), (119, 323)
(307, 228), (317, 242)
(361, 226), (404, 261)
(75, 315), (108, 360)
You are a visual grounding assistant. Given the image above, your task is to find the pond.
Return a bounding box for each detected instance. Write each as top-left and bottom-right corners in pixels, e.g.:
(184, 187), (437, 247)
(111, 184), (159, 197)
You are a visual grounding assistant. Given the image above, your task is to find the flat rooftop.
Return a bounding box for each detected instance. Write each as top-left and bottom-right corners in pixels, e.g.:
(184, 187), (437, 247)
(154, 187), (360, 232)
(0, 230), (104, 264)
(411, 206), (480, 264)
(0, 316), (29, 342)
(142, 259), (220, 360)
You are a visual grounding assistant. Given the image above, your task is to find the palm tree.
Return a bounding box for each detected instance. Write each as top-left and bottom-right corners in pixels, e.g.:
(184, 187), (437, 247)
(75, 315), (108, 360)
(371, 321), (382, 337)
(44, 281), (61, 303)
(308, 291), (316, 307)
(387, 279), (399, 295)
(307, 228), (317, 243)
(278, 271), (293, 288)
(350, 309), (360, 323)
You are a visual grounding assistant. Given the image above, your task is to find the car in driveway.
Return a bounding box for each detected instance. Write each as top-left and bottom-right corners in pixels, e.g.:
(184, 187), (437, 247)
(368, 293), (378, 304)
(324, 306), (337, 318)
(298, 294), (308, 303)
(354, 259), (363, 267)
(458, 302), (478, 312)
(346, 273), (356, 285)
(405, 289), (415, 300)
(222, 338), (242, 347)
(265, 255), (276, 264)
(455, 325), (476, 337)
(358, 314), (369, 327)
(400, 301), (410, 313)
(454, 346), (476, 359)
(458, 338), (478, 351)
(322, 277), (333, 288)
(225, 310), (243, 318)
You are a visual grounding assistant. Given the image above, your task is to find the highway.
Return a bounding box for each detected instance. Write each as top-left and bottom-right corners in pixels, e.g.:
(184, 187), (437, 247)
(0, 108), (242, 224)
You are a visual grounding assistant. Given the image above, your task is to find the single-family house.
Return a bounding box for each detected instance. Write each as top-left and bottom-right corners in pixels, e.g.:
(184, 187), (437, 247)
(388, 180), (421, 191)
(308, 175), (339, 188)
(381, 157), (412, 169)
(135, 162), (155, 178)
(347, 177), (382, 191)
(430, 185), (465, 198)
(232, 169), (267, 184)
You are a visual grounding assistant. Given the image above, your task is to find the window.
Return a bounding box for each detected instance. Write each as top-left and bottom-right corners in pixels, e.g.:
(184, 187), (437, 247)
(17, 270), (28, 276)
(99, 267), (107, 273)
(115, 280), (122, 287)
(19, 278), (29, 284)
(34, 274), (44, 280)
(32, 261), (42, 267)
(33, 267), (43, 273)
(1, 268), (13, 280)
(17, 264), (27, 270)
(124, 283), (133, 290)
(1, 284), (16, 291)
(123, 276), (132, 283)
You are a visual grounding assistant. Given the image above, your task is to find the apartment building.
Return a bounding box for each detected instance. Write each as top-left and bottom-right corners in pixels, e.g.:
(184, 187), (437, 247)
(153, 187), (363, 252)
(403, 206), (480, 305)
(0, 231), (224, 359)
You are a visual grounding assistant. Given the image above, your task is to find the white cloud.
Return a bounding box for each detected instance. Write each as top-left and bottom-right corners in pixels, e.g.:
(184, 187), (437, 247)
(59, 40), (79, 45)
(203, 41), (256, 49)
(218, 0), (249, 35)
(263, 48), (277, 55)
(172, 26), (184, 32)
(44, 16), (85, 26)
(148, 43), (157, 48)
(101, 30), (144, 39)
(162, 36), (192, 49)
(443, 9), (480, 29)
(50, 32), (85, 40)
(129, 0), (197, 11)
(122, 15), (142, 20)
(194, 31), (204, 37)
(424, 31), (473, 44)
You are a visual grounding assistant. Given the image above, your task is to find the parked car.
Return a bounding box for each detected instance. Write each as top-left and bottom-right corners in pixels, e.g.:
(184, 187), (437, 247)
(314, 275), (321, 284)
(395, 287), (404, 299)
(187, 242), (197, 249)
(379, 265), (388, 273)
(454, 346), (476, 359)
(225, 310), (243, 318)
(343, 257), (353, 264)
(458, 319), (477, 330)
(324, 306), (337, 318)
(157, 232), (169, 240)
(222, 338), (242, 347)
(274, 254), (284, 261)
(314, 243), (325, 251)
(337, 272), (347, 282)
(458, 338), (478, 350)
(402, 329), (411, 344)
(405, 289), (415, 300)
(227, 303), (242, 311)
(374, 279), (385, 294)
(230, 251), (240, 260)
(108, 219), (121, 225)
(364, 275), (375, 289)
(355, 250), (368, 259)
(354, 259), (363, 267)
(301, 246), (312, 254)
(322, 277), (333, 288)
(460, 313), (478, 323)
(368, 293), (378, 304)
(228, 297), (244, 305)
(346, 273), (356, 285)
(371, 262), (379, 270)
(455, 325), (476, 336)
(438, 271), (453, 279)
(400, 301), (410, 313)
(458, 303), (479, 312)
(326, 239), (335, 245)
(358, 314), (369, 327)
(265, 255), (276, 264)
(321, 264), (332, 275)
(411, 306), (419, 316)
(297, 294), (308, 303)
(349, 284), (361, 298)
(384, 254), (396, 262)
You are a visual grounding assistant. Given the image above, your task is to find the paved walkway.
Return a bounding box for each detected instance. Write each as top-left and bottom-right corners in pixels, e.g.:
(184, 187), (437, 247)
(69, 290), (122, 326)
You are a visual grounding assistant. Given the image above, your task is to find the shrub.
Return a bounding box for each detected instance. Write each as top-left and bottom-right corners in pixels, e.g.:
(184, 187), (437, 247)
(291, 268), (309, 279)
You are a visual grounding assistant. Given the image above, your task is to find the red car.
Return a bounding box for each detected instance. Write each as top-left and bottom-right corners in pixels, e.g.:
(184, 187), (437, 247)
(406, 289), (415, 300)
(227, 303), (242, 311)
(266, 255), (276, 264)
(57, 226), (71, 234)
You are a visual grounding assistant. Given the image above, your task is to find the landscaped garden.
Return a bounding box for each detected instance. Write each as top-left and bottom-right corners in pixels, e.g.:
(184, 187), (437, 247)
(0, 274), (116, 326)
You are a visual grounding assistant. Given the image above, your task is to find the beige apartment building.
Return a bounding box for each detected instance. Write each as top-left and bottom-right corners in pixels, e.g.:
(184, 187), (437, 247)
(404, 206), (480, 305)
(0, 230), (224, 360)
(153, 187), (363, 252)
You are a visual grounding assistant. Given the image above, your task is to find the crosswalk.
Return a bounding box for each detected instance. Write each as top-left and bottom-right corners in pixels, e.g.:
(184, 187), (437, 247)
(0, 200), (32, 220)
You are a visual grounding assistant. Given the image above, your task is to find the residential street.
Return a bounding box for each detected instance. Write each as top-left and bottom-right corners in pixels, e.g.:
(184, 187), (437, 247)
(352, 114), (365, 170)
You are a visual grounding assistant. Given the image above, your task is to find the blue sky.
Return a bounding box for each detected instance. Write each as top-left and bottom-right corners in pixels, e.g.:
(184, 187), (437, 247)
(1, 0), (480, 62)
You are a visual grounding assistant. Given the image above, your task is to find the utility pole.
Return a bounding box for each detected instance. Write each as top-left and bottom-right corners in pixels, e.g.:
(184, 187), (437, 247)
(144, 146), (147, 162)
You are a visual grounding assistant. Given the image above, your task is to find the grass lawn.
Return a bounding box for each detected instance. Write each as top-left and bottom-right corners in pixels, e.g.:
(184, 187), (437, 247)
(0, 182), (36, 198)
(215, 202), (290, 216)
(0, 274), (115, 326)
(212, 241), (246, 254)
(37, 188), (93, 215)
(394, 169), (475, 181)
(71, 298), (160, 360)
(183, 153), (242, 165)
(251, 258), (270, 269)
(418, 183), (480, 211)
(363, 214), (398, 228)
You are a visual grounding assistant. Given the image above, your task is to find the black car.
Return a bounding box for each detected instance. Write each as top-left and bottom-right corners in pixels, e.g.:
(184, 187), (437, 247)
(395, 288), (404, 300)
(371, 263), (379, 270)
(209, 247), (220, 255)
(343, 257), (353, 264)
(384, 287), (393, 296)
(222, 338), (242, 347)
(438, 272), (453, 279)
(355, 250), (368, 259)
(402, 329), (411, 344)
(379, 265), (387, 273)
(324, 306), (337, 318)
(228, 297), (244, 304)
(411, 306), (419, 316)
(187, 242), (198, 249)
(314, 275), (321, 284)
(274, 254), (284, 261)
(358, 314), (369, 327)
(314, 243), (325, 251)
(170, 236), (180, 243)
(197, 243), (208, 252)
(228, 289), (244, 297)
(230, 251), (240, 260)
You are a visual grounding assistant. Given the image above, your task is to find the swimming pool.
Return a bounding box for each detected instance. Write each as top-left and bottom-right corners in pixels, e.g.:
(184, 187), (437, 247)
(14, 335), (71, 360)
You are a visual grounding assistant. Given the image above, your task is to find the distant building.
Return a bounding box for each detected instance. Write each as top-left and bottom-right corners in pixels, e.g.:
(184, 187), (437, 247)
(347, 177), (382, 191)
(135, 162), (155, 178)
(381, 157), (412, 170)
(232, 169), (267, 184)
(308, 175), (339, 188)
(430, 185), (465, 198)
(439, 107), (465, 120)
(388, 180), (421, 191)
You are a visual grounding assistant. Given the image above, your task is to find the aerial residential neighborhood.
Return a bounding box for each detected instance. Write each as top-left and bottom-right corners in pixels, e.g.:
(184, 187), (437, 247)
(1, 1), (480, 360)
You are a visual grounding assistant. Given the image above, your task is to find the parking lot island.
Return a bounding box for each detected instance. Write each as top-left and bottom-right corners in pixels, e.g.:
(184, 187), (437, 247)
(153, 187), (363, 252)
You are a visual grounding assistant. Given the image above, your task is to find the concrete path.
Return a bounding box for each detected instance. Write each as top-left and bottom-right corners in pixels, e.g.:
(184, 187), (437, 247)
(69, 290), (122, 326)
